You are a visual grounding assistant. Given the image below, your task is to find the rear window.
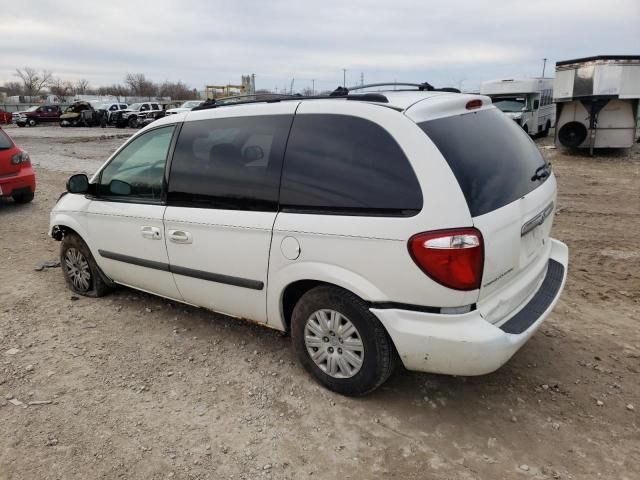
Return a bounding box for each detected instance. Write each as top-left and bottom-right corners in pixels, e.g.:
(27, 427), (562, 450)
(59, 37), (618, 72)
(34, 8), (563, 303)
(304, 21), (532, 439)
(419, 108), (548, 217)
(0, 130), (13, 149)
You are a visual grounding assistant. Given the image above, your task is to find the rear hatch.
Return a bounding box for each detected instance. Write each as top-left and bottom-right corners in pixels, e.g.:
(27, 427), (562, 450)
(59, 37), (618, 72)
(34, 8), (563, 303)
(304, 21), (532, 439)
(417, 107), (555, 324)
(0, 129), (20, 176)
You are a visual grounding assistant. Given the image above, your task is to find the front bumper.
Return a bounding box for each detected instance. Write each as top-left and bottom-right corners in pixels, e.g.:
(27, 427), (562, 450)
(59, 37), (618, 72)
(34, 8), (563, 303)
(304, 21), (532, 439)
(0, 166), (36, 197)
(373, 238), (568, 376)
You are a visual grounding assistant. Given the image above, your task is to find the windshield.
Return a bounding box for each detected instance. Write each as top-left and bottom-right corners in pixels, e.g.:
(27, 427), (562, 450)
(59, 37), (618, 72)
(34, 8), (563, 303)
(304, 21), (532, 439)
(25, 106), (39, 112)
(492, 97), (526, 112)
(129, 103), (143, 111)
(180, 101), (201, 108)
(0, 129), (14, 149)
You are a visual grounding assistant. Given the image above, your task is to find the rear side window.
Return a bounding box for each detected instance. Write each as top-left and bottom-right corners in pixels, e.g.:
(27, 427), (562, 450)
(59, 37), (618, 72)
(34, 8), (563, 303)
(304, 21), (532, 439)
(280, 114), (422, 216)
(419, 109), (548, 217)
(168, 115), (293, 211)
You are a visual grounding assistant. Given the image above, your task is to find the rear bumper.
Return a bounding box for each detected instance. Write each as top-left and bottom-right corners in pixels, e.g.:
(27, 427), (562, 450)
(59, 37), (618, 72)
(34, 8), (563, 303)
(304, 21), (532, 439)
(373, 238), (568, 375)
(0, 166), (36, 197)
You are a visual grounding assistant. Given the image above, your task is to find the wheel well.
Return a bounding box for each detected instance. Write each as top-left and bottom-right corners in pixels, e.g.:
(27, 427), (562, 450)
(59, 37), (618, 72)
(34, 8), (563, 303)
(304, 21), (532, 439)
(51, 224), (79, 241)
(281, 280), (331, 332)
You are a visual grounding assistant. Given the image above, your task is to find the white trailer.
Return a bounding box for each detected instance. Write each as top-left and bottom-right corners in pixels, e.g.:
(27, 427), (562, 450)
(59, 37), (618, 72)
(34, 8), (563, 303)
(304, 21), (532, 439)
(480, 78), (555, 137)
(554, 55), (640, 150)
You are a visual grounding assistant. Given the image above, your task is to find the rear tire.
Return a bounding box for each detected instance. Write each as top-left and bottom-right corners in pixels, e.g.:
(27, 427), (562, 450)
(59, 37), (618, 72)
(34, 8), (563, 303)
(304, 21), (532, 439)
(60, 233), (111, 297)
(291, 285), (395, 396)
(12, 191), (34, 204)
(542, 121), (551, 137)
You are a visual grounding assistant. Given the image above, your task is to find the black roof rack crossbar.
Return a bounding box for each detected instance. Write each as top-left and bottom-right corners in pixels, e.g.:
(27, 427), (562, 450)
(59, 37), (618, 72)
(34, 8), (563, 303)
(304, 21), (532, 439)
(343, 82), (460, 94)
(347, 82), (435, 91)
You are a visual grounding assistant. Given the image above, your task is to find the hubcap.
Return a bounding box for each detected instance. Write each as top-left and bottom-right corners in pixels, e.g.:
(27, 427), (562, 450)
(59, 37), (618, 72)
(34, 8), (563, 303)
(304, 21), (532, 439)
(304, 309), (364, 378)
(64, 248), (91, 292)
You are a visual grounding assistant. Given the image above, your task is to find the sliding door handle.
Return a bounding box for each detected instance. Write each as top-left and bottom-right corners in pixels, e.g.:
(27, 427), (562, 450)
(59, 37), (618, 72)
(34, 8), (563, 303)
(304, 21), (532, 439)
(141, 226), (161, 240)
(168, 230), (193, 244)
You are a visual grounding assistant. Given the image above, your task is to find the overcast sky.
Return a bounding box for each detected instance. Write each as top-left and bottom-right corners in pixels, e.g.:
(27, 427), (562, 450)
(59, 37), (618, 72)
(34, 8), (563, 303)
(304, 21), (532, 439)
(1, 0), (639, 93)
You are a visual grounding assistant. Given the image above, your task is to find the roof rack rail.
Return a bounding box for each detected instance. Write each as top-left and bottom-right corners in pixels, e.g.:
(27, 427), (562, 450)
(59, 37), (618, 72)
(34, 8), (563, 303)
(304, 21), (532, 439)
(191, 91), (391, 111)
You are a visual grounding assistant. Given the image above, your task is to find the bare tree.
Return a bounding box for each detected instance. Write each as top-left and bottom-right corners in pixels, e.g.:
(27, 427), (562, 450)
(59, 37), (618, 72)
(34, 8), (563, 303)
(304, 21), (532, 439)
(158, 80), (197, 100)
(3, 81), (23, 96)
(301, 87), (314, 96)
(49, 78), (74, 102)
(125, 73), (157, 99)
(15, 67), (53, 99)
(98, 83), (130, 101)
(74, 78), (90, 95)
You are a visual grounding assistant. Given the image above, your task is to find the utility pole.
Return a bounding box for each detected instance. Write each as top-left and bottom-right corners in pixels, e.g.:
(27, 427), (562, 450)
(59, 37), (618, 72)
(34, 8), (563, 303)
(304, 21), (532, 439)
(542, 58), (548, 77)
(312, 79), (315, 95)
(360, 72), (364, 86)
(343, 68), (347, 87)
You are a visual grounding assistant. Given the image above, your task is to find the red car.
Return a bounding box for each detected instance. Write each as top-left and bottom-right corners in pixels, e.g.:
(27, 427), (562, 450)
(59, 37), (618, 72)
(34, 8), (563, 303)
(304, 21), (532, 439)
(0, 127), (35, 203)
(0, 109), (12, 124)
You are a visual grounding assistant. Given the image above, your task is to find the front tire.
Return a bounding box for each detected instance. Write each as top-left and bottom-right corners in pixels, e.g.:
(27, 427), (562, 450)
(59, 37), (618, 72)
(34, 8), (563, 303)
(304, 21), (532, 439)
(60, 233), (111, 297)
(292, 286), (395, 396)
(27, 118), (37, 127)
(128, 116), (138, 128)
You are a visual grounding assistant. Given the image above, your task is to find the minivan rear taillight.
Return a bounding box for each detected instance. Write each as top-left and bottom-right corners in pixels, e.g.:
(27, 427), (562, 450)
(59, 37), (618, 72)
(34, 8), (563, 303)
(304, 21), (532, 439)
(408, 228), (483, 291)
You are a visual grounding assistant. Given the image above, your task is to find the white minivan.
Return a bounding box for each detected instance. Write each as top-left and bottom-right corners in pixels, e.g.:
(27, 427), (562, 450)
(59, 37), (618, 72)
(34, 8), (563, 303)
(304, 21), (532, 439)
(50, 85), (568, 395)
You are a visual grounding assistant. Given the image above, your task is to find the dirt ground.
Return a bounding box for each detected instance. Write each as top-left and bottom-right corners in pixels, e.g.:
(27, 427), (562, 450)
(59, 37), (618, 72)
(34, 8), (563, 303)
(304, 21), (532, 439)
(1, 125), (638, 480)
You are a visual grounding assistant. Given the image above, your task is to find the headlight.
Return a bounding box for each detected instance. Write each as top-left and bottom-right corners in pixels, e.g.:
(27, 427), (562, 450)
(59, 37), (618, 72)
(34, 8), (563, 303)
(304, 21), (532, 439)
(11, 151), (30, 165)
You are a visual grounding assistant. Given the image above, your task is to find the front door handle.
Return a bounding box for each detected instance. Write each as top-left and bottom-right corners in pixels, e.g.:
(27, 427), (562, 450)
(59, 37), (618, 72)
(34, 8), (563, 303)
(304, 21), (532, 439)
(168, 230), (193, 244)
(141, 226), (161, 240)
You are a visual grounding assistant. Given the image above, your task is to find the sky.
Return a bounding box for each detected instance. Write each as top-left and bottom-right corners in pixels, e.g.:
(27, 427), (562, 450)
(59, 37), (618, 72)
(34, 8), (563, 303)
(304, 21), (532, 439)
(1, 0), (639, 93)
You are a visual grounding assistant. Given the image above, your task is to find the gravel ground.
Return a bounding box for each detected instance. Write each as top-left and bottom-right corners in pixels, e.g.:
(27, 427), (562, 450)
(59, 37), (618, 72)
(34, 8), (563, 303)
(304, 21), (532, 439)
(0, 126), (639, 480)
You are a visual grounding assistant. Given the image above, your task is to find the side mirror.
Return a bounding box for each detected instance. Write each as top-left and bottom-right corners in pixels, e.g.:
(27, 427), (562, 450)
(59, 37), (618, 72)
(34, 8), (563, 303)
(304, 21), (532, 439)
(533, 100), (540, 110)
(66, 174), (89, 194)
(109, 179), (131, 196)
(244, 145), (264, 161)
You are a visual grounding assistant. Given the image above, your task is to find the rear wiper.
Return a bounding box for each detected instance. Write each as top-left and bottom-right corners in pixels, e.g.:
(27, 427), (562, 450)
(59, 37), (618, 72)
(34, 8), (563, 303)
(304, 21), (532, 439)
(531, 163), (551, 181)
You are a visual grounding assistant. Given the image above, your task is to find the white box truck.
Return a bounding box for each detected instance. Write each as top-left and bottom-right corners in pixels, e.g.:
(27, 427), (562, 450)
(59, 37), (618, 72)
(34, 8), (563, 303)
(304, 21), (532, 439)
(554, 55), (640, 150)
(480, 78), (555, 137)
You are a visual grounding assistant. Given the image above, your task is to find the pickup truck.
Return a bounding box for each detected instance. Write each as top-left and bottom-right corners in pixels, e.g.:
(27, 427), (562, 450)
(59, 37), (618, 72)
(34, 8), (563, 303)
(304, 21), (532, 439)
(112, 102), (163, 128)
(14, 105), (62, 127)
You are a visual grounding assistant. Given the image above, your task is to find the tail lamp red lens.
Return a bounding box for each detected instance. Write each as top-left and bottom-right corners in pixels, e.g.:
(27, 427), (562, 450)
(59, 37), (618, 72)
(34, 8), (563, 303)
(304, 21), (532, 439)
(408, 228), (484, 291)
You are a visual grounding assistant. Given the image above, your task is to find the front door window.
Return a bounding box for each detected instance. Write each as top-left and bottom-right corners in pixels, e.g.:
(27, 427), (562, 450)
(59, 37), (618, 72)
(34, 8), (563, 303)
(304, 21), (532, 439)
(97, 126), (174, 201)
